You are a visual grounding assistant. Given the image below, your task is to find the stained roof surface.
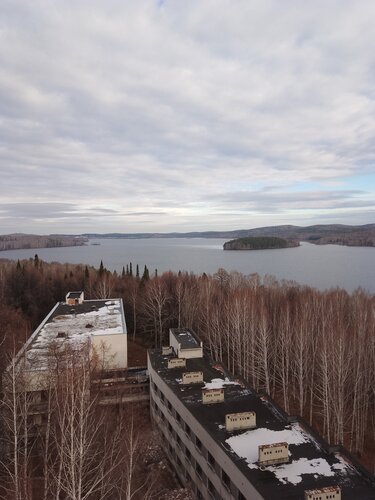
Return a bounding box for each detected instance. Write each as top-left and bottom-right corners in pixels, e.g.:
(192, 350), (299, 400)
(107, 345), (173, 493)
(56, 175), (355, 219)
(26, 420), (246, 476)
(22, 299), (126, 370)
(149, 349), (375, 500)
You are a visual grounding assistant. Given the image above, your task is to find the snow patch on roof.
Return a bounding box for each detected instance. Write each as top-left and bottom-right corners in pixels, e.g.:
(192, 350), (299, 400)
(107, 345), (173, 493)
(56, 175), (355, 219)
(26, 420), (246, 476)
(203, 377), (240, 389)
(267, 457), (337, 485)
(226, 424), (308, 464)
(226, 423), (351, 485)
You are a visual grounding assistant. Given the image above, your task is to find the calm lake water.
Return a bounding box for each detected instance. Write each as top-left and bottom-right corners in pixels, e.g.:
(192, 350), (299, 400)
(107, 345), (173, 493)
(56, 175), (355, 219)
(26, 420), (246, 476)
(0, 238), (374, 293)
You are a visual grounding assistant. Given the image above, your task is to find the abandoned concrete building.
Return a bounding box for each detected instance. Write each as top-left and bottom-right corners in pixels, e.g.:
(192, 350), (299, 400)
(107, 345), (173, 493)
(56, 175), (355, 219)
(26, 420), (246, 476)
(148, 328), (375, 500)
(3, 292), (148, 429)
(7, 291), (128, 388)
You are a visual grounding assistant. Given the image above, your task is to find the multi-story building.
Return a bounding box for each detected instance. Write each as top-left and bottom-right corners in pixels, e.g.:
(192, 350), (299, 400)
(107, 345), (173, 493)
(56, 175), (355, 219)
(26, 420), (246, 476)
(148, 328), (375, 500)
(3, 291), (129, 414)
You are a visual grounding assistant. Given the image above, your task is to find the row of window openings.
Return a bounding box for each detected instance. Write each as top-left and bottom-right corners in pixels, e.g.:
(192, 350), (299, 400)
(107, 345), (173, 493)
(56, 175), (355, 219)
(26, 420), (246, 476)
(152, 398), (232, 493)
(167, 440), (221, 499)
(152, 400), (205, 454)
(152, 394), (247, 500)
(263, 449), (284, 455)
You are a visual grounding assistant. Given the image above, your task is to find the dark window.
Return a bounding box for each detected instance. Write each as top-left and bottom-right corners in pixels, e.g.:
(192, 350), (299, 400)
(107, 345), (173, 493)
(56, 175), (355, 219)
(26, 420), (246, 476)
(168, 422), (173, 434)
(186, 448), (192, 463)
(238, 491), (246, 500)
(208, 480), (216, 497)
(176, 412), (181, 424)
(167, 400), (172, 413)
(185, 423), (192, 436)
(222, 470), (230, 489)
(208, 451), (215, 468)
(196, 436), (202, 451)
(196, 463), (203, 479)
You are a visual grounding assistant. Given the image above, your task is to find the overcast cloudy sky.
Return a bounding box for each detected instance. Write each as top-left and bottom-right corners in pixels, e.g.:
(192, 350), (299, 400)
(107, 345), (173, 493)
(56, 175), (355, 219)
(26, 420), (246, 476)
(1, 0), (374, 234)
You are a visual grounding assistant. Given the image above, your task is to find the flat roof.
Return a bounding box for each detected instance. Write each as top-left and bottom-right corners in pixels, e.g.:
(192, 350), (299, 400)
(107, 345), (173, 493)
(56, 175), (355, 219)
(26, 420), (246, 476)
(170, 328), (201, 349)
(148, 350), (375, 500)
(18, 299), (126, 371)
(66, 291), (83, 298)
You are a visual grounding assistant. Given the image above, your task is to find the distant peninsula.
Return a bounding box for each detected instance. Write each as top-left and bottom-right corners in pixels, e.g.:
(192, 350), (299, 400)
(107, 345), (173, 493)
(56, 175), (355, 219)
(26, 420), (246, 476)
(0, 234), (88, 251)
(223, 236), (299, 251)
(84, 223), (375, 247)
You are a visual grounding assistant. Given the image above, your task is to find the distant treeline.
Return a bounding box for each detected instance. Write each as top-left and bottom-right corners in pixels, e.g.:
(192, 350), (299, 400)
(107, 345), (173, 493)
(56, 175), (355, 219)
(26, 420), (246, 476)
(0, 257), (374, 472)
(83, 223), (375, 247)
(0, 234), (87, 251)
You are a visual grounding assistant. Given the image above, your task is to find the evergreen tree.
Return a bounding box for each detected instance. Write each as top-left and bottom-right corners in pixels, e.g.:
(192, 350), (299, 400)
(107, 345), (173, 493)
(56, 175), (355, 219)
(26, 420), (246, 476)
(155, 268), (158, 277)
(136, 264), (139, 278)
(16, 259), (21, 270)
(122, 266), (126, 278)
(129, 262), (133, 277)
(98, 260), (104, 276)
(126, 264), (129, 276)
(85, 266), (89, 279)
(34, 254), (39, 268)
(141, 265), (149, 281)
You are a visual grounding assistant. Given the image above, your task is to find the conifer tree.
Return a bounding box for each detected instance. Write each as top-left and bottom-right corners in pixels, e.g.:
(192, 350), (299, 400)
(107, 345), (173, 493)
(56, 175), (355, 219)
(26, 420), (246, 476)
(141, 265), (149, 281)
(136, 264), (139, 278)
(129, 262), (133, 277)
(98, 260), (104, 276)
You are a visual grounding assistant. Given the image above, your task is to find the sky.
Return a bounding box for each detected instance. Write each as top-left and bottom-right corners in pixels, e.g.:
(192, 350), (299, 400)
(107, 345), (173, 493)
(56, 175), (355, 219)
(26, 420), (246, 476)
(1, 0), (374, 234)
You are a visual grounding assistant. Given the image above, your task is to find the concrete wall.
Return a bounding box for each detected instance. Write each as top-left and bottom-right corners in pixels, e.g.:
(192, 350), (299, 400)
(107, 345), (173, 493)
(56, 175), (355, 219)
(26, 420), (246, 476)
(202, 388), (224, 404)
(182, 371), (203, 385)
(258, 442), (288, 465)
(92, 333), (127, 369)
(304, 488), (341, 500)
(167, 358), (186, 369)
(225, 412), (256, 432)
(179, 347), (203, 359)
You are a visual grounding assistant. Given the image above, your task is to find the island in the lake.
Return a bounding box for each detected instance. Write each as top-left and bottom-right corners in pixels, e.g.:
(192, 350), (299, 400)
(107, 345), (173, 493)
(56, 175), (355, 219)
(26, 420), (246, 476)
(223, 236), (300, 251)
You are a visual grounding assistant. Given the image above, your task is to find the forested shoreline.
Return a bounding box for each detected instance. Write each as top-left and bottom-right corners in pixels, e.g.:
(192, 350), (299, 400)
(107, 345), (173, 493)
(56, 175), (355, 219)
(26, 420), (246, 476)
(0, 234), (87, 251)
(0, 257), (374, 474)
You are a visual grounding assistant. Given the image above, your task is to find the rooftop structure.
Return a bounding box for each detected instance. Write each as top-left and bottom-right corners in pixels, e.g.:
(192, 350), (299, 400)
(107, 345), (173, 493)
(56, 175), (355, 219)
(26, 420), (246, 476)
(148, 329), (375, 500)
(169, 328), (203, 359)
(9, 292), (127, 391)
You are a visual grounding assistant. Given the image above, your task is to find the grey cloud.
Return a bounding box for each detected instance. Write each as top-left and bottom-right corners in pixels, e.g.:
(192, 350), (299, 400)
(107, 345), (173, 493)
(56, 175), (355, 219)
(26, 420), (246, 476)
(0, 1), (374, 232)
(206, 189), (375, 213)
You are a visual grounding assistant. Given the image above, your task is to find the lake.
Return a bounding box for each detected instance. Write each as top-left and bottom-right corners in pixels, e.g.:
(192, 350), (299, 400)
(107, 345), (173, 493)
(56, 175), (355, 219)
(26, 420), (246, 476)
(0, 238), (374, 293)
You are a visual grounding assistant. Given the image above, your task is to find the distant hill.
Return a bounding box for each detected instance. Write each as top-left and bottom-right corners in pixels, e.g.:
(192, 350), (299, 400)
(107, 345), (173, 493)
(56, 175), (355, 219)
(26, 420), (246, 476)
(84, 223), (375, 247)
(223, 236), (300, 251)
(0, 234), (88, 251)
